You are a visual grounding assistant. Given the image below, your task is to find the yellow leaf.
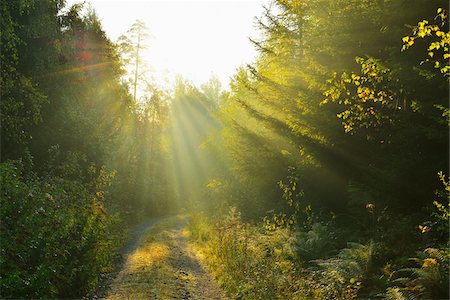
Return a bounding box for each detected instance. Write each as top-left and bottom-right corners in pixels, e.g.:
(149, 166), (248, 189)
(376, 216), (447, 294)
(422, 258), (437, 268)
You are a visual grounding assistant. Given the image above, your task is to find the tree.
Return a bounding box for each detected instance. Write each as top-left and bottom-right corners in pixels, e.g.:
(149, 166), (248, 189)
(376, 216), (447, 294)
(117, 20), (150, 102)
(216, 0), (448, 219)
(0, 1), (133, 298)
(0, 0), (63, 160)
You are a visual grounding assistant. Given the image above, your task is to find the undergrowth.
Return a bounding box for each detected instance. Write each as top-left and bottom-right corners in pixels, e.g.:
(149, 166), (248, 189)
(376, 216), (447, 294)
(0, 158), (126, 299)
(188, 206), (449, 300)
(188, 208), (360, 299)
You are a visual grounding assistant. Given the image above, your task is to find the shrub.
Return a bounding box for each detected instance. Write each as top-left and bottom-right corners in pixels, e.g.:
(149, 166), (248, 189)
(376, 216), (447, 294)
(0, 159), (122, 298)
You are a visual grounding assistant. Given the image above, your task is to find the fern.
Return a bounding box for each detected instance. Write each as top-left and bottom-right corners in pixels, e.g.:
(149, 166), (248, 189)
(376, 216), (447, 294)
(386, 287), (421, 300)
(386, 287), (408, 300)
(424, 247), (448, 265)
(314, 241), (376, 282)
(295, 223), (336, 261)
(387, 247), (449, 300)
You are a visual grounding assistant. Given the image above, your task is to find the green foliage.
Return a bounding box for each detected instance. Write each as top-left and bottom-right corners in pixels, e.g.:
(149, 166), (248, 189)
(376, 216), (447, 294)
(222, 0), (449, 220)
(387, 248), (449, 300)
(263, 167), (308, 231)
(322, 57), (400, 133)
(1, 0), (449, 298)
(1, 1), (175, 298)
(0, 159), (123, 298)
(190, 208), (301, 299)
(433, 171), (450, 224)
(189, 208), (361, 299)
(316, 242), (376, 283)
(295, 223), (336, 262)
(207, 2), (448, 297)
(0, 0), (53, 158)
(417, 171), (450, 245)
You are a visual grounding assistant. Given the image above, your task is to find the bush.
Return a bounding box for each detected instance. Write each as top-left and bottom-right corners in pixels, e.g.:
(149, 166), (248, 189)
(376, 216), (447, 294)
(0, 159), (122, 298)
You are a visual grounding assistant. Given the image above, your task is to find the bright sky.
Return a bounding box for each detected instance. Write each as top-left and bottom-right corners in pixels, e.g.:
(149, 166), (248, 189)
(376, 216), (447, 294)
(71, 0), (268, 88)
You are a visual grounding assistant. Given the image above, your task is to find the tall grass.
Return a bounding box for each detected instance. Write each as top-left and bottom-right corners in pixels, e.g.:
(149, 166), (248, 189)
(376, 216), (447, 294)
(187, 208), (359, 299)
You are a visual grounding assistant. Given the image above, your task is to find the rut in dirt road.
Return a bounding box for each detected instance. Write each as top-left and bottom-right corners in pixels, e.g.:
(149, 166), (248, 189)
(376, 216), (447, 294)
(104, 217), (228, 299)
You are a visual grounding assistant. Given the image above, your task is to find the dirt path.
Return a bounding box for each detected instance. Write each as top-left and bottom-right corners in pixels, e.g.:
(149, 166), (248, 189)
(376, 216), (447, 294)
(102, 216), (227, 300)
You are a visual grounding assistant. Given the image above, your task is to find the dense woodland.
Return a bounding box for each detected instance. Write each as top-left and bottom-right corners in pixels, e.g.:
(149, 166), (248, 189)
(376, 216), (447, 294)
(1, 0), (449, 299)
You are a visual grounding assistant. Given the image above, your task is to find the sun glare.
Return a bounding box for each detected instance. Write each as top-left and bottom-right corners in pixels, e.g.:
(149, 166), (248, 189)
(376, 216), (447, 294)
(74, 0), (268, 88)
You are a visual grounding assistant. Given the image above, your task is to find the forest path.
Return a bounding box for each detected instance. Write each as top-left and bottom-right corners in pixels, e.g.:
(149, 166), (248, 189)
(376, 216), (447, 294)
(102, 216), (228, 300)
